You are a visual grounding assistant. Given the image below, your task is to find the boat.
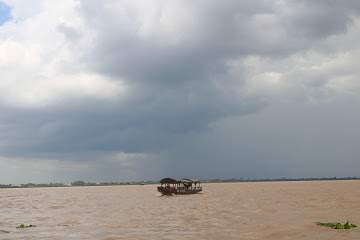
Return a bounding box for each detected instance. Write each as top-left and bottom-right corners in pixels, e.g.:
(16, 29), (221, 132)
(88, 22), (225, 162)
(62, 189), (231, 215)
(157, 178), (202, 195)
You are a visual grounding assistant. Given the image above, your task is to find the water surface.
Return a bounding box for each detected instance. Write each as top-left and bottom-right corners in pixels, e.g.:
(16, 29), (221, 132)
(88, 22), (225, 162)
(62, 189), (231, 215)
(1, 180), (359, 239)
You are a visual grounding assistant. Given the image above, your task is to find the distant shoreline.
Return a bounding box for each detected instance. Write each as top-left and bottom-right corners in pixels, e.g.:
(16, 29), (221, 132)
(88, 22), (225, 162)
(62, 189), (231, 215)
(204, 176), (360, 183)
(0, 177), (359, 189)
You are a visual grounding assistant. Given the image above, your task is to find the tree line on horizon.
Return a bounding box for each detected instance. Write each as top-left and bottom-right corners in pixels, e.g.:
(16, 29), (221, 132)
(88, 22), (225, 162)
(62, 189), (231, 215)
(0, 176), (359, 188)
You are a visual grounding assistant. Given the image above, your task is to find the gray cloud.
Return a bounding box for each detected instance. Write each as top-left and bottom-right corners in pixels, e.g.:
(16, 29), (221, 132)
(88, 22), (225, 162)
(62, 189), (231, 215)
(1, 0), (360, 183)
(57, 23), (80, 42)
(79, 0), (360, 77)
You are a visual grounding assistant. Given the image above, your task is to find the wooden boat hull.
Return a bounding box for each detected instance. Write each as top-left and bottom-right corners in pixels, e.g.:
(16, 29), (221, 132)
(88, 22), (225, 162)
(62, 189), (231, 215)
(157, 186), (202, 195)
(157, 187), (173, 195)
(173, 189), (202, 195)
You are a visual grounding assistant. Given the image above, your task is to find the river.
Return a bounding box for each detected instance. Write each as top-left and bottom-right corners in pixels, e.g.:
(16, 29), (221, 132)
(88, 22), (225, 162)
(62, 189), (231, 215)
(1, 180), (359, 239)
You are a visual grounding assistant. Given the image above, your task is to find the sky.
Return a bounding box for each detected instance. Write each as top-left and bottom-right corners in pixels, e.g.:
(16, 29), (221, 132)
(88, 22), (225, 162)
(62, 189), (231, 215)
(0, 0), (360, 184)
(0, 2), (11, 25)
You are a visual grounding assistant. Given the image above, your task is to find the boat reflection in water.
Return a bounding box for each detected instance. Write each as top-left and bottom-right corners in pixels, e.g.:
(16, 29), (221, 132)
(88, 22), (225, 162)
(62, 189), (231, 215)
(157, 178), (202, 195)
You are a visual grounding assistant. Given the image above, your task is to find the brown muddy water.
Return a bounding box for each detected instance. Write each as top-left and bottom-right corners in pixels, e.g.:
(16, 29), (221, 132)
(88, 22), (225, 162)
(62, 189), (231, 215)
(0, 180), (360, 239)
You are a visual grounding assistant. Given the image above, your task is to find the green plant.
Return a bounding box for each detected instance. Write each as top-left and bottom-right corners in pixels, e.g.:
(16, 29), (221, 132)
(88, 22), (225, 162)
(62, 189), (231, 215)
(316, 220), (357, 229)
(16, 224), (36, 229)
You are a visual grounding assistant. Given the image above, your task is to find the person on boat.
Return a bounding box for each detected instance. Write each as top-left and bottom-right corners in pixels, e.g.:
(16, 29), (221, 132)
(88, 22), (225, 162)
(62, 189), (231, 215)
(184, 182), (192, 190)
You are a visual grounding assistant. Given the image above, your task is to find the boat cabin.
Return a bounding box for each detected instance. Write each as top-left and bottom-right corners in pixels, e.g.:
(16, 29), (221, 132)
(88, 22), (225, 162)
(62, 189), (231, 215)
(157, 178), (202, 195)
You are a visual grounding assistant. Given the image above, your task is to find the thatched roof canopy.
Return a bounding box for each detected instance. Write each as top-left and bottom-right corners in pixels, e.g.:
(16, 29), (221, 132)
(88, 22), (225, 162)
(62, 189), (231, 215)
(159, 178), (200, 184)
(160, 178), (180, 184)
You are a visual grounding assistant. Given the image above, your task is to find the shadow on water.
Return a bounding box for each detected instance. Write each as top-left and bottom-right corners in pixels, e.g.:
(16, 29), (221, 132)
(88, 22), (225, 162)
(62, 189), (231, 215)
(157, 193), (174, 197)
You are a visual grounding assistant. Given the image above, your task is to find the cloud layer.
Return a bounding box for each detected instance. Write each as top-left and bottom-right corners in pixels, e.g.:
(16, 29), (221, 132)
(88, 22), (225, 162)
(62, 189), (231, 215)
(1, 0), (360, 183)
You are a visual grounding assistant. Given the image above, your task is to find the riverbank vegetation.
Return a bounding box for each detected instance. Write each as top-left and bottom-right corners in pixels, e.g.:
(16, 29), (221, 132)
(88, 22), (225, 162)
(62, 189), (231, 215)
(0, 177), (359, 189)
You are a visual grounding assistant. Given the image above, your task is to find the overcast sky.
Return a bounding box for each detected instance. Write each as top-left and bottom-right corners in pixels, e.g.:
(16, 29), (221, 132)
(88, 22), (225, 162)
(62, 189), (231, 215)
(0, 0), (360, 184)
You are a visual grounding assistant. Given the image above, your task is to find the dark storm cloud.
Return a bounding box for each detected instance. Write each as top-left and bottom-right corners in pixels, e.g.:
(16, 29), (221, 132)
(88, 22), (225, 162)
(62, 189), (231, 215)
(79, 0), (273, 83)
(160, 98), (360, 180)
(2, 0), (360, 155)
(56, 0), (360, 153)
(283, 1), (354, 38)
(0, 88), (263, 156)
(79, 0), (360, 83)
(1, 0), (360, 183)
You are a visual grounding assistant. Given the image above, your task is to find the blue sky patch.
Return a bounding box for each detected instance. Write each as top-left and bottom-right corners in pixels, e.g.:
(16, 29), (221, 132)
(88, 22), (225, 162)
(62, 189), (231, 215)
(0, 2), (12, 26)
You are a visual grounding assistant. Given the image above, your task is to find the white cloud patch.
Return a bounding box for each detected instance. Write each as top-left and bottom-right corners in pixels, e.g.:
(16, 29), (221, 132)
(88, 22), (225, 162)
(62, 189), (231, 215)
(0, 0), (125, 108)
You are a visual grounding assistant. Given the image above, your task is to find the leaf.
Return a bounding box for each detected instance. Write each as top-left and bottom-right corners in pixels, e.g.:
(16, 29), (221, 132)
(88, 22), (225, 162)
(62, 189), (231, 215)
(16, 224), (36, 229)
(316, 221), (357, 229)
(16, 224), (25, 229)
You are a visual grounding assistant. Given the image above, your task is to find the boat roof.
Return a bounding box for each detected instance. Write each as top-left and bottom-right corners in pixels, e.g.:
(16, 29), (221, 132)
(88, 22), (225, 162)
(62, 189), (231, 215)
(182, 178), (201, 183)
(160, 178), (201, 184)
